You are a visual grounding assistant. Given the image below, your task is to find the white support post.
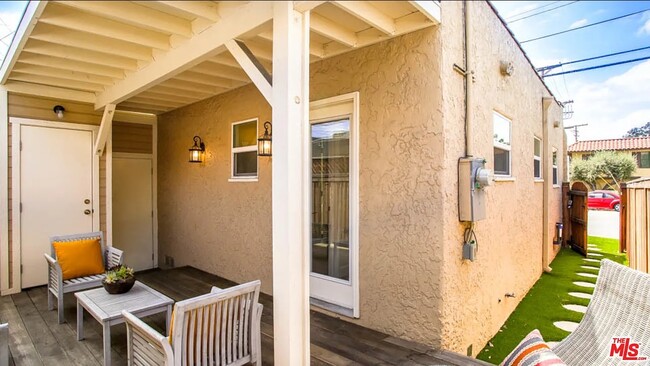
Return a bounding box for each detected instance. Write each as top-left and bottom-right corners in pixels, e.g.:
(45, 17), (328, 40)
(225, 39), (273, 104)
(0, 87), (8, 294)
(93, 103), (116, 156)
(271, 2), (310, 365)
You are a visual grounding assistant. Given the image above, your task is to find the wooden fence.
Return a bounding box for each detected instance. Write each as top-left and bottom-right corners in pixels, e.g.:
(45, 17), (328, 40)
(620, 178), (650, 274)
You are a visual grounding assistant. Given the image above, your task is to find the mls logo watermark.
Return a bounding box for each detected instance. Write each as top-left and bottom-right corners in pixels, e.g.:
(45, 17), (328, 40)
(609, 337), (647, 361)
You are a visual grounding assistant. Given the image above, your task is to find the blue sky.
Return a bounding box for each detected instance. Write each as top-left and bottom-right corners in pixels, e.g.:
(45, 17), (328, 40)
(491, 1), (650, 144)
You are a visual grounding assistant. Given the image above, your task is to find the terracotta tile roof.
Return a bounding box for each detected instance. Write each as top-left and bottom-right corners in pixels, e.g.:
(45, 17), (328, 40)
(568, 137), (650, 152)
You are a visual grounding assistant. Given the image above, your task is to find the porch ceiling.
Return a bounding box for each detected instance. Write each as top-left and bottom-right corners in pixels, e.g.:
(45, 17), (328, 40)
(1, 1), (440, 114)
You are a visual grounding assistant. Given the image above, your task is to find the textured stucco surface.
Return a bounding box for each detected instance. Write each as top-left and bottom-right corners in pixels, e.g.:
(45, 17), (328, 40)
(437, 1), (565, 355)
(157, 2), (566, 356)
(158, 29), (446, 346)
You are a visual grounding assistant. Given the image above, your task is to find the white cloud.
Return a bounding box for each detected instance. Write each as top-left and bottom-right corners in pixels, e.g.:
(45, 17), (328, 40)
(637, 19), (650, 36)
(569, 19), (588, 29)
(567, 60), (650, 143)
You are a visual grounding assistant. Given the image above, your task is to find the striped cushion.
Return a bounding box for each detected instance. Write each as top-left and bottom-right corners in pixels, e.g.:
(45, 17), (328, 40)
(501, 329), (566, 366)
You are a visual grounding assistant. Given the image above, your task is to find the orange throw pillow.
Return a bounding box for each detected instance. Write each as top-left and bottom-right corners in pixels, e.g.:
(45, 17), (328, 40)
(52, 238), (105, 280)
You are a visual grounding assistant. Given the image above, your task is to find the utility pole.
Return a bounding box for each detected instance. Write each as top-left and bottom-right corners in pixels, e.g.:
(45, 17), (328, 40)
(564, 123), (588, 141)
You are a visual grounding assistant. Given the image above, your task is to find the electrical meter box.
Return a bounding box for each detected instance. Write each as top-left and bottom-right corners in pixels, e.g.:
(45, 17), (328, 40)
(458, 157), (492, 222)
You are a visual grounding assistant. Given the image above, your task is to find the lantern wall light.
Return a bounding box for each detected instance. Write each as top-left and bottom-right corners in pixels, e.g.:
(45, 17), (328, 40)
(257, 121), (272, 157)
(189, 135), (205, 163)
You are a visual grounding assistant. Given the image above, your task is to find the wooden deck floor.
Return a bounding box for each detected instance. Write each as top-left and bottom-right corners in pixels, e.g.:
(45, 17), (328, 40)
(1, 266), (489, 365)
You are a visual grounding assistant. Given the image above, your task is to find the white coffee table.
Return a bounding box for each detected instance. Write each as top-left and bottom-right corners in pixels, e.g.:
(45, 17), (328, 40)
(75, 281), (173, 365)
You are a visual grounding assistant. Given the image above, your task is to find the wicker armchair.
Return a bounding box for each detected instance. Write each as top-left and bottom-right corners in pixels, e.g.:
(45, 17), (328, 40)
(552, 259), (650, 365)
(44, 231), (123, 323)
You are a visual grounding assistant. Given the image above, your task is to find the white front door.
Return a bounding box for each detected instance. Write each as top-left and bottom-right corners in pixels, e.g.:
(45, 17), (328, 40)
(309, 93), (360, 317)
(112, 155), (154, 271)
(20, 124), (95, 288)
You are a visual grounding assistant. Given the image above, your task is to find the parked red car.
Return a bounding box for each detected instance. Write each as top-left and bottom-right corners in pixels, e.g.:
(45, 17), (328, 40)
(587, 190), (621, 211)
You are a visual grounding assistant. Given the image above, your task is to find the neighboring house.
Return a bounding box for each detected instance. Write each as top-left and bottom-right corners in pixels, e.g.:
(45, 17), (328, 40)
(0, 0), (565, 362)
(568, 137), (650, 190)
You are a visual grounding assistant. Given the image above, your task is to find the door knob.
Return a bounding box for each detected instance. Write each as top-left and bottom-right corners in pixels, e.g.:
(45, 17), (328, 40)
(84, 209), (92, 215)
(84, 199), (91, 204)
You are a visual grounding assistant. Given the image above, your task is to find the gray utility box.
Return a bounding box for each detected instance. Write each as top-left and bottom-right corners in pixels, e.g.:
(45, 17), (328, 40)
(458, 157), (492, 222)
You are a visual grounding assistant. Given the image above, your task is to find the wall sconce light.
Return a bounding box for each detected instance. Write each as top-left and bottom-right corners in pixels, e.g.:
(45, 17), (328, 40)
(257, 121), (272, 157)
(189, 135), (205, 163)
(53, 105), (65, 119)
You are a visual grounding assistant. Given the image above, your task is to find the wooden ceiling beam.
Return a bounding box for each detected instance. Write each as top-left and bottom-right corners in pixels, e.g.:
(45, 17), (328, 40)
(56, 1), (192, 37)
(8, 73), (105, 92)
(332, 1), (396, 35)
(30, 24), (153, 61)
(159, 78), (229, 95)
(147, 85), (213, 99)
(95, 1), (273, 109)
(174, 70), (245, 89)
(17, 54), (124, 79)
(293, 1), (326, 12)
(23, 40), (139, 71)
(12, 64), (115, 85)
(191, 62), (250, 82)
(4, 81), (96, 104)
(155, 1), (221, 22)
(310, 13), (357, 48)
(408, 1), (441, 25)
(39, 3), (170, 50)
(257, 31), (324, 59)
(127, 96), (184, 108)
(138, 90), (199, 104)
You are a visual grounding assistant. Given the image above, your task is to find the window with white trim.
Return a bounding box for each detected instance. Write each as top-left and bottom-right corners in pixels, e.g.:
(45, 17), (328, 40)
(534, 137), (542, 179)
(493, 112), (512, 176)
(231, 119), (258, 179)
(552, 148), (559, 185)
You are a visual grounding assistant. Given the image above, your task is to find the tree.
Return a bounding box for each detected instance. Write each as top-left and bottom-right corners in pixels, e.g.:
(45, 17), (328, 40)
(623, 121), (650, 137)
(571, 151), (636, 191)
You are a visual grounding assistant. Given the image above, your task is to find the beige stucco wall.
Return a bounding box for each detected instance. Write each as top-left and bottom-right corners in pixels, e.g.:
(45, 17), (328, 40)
(437, 1), (565, 355)
(157, 1), (567, 356)
(157, 27), (447, 346)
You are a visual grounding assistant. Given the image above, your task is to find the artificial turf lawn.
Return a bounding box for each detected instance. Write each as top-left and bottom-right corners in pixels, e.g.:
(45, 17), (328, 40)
(476, 236), (627, 364)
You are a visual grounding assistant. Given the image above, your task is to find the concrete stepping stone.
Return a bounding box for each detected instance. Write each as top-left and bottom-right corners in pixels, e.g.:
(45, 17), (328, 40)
(563, 304), (587, 313)
(569, 292), (592, 300)
(577, 272), (598, 278)
(589, 248), (602, 252)
(574, 281), (596, 288)
(588, 253), (603, 257)
(584, 258), (600, 263)
(554, 321), (579, 333)
(581, 265), (599, 270)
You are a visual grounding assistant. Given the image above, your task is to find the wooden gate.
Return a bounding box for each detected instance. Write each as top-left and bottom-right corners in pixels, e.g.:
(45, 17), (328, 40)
(563, 182), (589, 256)
(620, 178), (650, 273)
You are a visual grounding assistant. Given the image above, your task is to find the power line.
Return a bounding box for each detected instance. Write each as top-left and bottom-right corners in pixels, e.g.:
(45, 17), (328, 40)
(543, 55), (650, 77)
(509, 1), (579, 23)
(521, 8), (650, 43)
(505, 1), (562, 21)
(537, 45), (650, 72)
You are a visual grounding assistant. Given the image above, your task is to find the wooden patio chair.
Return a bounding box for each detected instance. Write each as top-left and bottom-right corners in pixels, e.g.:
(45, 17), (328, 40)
(43, 231), (124, 323)
(552, 259), (650, 364)
(123, 280), (263, 366)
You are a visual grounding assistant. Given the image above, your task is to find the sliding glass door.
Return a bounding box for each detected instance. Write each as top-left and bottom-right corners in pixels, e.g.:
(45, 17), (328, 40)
(309, 93), (359, 317)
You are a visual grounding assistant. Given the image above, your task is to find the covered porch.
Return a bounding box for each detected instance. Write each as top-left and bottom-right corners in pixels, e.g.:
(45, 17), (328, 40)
(0, 0), (458, 363)
(2, 266), (487, 365)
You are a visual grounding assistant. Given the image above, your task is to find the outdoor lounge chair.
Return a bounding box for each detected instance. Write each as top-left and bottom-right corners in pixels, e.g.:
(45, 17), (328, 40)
(551, 259), (650, 365)
(123, 280), (263, 366)
(44, 231), (123, 324)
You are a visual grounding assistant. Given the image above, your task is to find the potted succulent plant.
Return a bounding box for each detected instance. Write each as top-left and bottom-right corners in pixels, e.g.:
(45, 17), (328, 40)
(102, 264), (136, 294)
